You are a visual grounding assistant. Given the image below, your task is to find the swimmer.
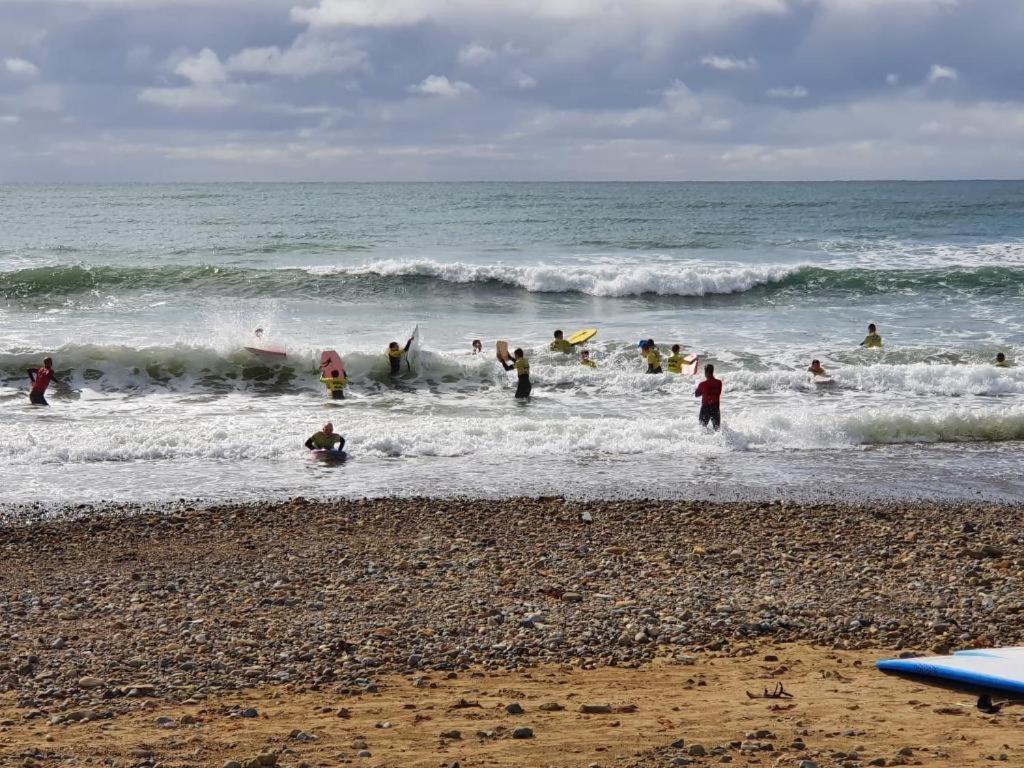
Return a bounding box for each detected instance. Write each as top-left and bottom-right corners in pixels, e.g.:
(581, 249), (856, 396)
(860, 323), (882, 348)
(304, 421), (345, 451)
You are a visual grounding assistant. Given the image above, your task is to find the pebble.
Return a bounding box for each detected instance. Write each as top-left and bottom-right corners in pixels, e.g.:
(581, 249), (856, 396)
(505, 702), (525, 715)
(512, 726), (534, 739)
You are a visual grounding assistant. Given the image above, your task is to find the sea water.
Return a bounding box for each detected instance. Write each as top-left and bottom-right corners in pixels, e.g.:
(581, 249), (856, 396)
(2, 182), (1023, 505)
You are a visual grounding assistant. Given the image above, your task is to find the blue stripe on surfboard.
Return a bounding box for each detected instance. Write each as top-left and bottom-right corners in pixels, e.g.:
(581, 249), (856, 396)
(877, 654), (1024, 695)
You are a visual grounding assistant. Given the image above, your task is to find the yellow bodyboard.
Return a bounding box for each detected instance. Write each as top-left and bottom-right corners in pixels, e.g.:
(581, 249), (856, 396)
(567, 328), (598, 345)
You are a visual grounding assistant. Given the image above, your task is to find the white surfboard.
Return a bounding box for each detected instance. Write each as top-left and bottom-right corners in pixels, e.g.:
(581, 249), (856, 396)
(406, 325), (420, 372)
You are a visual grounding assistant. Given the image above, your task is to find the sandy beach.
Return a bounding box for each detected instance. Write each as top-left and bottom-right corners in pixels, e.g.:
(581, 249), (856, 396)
(2, 497), (1022, 767)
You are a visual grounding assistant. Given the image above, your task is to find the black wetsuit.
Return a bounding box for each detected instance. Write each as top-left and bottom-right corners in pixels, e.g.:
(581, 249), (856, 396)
(502, 357), (532, 399)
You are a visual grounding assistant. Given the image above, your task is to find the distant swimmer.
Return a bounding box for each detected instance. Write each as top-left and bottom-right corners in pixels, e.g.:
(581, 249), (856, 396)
(387, 337), (414, 376)
(500, 347), (532, 399)
(644, 340), (663, 374)
(550, 330), (574, 354)
(666, 344), (685, 374)
(995, 352), (1011, 368)
(580, 349), (596, 369)
(860, 323), (883, 348)
(472, 339), (483, 354)
(320, 367), (347, 400)
(254, 327), (264, 339)
(304, 421), (345, 452)
(808, 359), (827, 376)
(694, 363), (723, 432)
(27, 356), (56, 406)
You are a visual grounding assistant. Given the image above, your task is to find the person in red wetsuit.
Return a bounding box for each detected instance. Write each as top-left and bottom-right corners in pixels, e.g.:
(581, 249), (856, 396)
(694, 363), (722, 431)
(27, 356), (56, 406)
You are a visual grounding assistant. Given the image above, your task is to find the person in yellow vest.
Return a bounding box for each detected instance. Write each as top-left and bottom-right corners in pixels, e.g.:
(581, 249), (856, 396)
(860, 323), (882, 348)
(500, 347), (532, 399)
(666, 344), (687, 374)
(995, 352), (1011, 368)
(550, 329), (574, 354)
(644, 340), (663, 374)
(304, 421), (345, 451)
(580, 349), (596, 369)
(387, 337), (414, 375)
(320, 366), (347, 400)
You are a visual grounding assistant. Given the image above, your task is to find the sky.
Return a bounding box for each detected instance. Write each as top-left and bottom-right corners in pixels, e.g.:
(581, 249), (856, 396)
(1, 0), (1023, 181)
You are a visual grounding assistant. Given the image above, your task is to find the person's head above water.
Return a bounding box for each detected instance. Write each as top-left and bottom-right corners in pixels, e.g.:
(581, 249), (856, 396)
(867, 323), (877, 333)
(389, 341), (399, 350)
(581, 349), (590, 359)
(43, 357), (53, 367)
(514, 348), (524, 359)
(811, 359), (820, 366)
(704, 363), (715, 378)
(997, 352), (1006, 362)
(322, 422), (334, 435)
(553, 330), (564, 340)
(255, 328), (264, 339)
(671, 344), (680, 354)
(472, 339), (482, 352)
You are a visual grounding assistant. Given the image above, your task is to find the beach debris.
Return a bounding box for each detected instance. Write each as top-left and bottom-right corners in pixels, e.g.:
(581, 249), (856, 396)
(745, 682), (793, 699)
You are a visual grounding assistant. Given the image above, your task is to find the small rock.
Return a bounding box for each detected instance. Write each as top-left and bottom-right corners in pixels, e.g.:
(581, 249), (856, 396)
(689, 744), (707, 757)
(580, 704), (612, 714)
(539, 702), (565, 712)
(441, 729), (462, 740)
(78, 676), (104, 689)
(155, 716), (178, 729)
(512, 726), (534, 739)
(506, 702), (525, 715)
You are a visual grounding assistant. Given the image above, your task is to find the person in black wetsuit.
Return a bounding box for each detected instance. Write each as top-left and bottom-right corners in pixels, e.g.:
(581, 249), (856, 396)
(500, 347), (532, 399)
(387, 337), (413, 376)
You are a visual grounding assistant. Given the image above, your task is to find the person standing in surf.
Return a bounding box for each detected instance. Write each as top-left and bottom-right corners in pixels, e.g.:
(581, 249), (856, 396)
(387, 337), (414, 376)
(304, 421), (345, 451)
(694, 363), (722, 431)
(500, 347), (532, 399)
(550, 330), (574, 354)
(644, 340), (663, 373)
(860, 323), (883, 348)
(320, 367), (347, 400)
(26, 357), (56, 406)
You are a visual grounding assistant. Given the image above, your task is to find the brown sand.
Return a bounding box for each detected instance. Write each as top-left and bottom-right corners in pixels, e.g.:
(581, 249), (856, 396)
(2, 645), (1020, 767)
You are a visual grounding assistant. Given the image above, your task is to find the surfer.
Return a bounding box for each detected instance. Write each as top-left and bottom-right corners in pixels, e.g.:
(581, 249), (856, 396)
(550, 330), (574, 354)
(995, 352), (1011, 368)
(580, 349), (596, 369)
(304, 421), (345, 452)
(26, 357), (56, 406)
(808, 359), (827, 376)
(644, 340), (663, 374)
(694, 363), (722, 432)
(666, 345), (685, 374)
(500, 347), (532, 399)
(860, 323), (883, 348)
(387, 337), (414, 376)
(472, 339), (483, 354)
(254, 328), (264, 340)
(320, 367), (347, 400)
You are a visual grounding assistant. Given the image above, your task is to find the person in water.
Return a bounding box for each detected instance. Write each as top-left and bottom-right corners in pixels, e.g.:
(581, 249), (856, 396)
(500, 347), (532, 399)
(860, 323), (883, 348)
(580, 349), (596, 368)
(388, 337), (414, 376)
(995, 352), (1011, 368)
(305, 421), (345, 451)
(472, 339), (483, 354)
(666, 344), (686, 374)
(320, 367), (347, 400)
(550, 330), (574, 354)
(27, 357), (56, 406)
(695, 363), (723, 431)
(644, 340), (663, 374)
(808, 359), (827, 376)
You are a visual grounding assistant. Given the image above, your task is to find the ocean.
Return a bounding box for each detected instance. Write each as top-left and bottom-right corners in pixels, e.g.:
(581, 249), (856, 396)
(2, 181), (1023, 506)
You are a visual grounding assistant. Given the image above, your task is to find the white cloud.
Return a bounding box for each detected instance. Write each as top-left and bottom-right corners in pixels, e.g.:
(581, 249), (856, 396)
(174, 48), (226, 85)
(701, 54), (758, 72)
(408, 74), (475, 97)
(885, 73), (899, 86)
(227, 38), (366, 78)
(292, 0), (789, 28)
(138, 86), (234, 110)
(509, 71), (537, 90)
(458, 42), (496, 67)
(927, 64), (957, 84)
(766, 85), (809, 99)
(0, 114), (20, 124)
(4, 58), (40, 76)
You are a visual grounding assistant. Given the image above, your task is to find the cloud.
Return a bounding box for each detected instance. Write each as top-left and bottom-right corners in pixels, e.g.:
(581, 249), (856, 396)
(701, 54), (758, 72)
(0, 114), (21, 124)
(408, 74), (475, 97)
(927, 64), (958, 83)
(227, 38), (366, 78)
(4, 58), (40, 76)
(509, 71), (537, 90)
(886, 73), (899, 86)
(458, 43), (496, 67)
(174, 48), (227, 84)
(138, 86), (235, 109)
(766, 85), (809, 99)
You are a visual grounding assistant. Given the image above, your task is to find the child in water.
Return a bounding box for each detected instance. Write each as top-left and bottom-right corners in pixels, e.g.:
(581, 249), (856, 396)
(644, 340), (662, 373)
(808, 359), (827, 376)
(580, 349), (596, 369)
(500, 347), (532, 398)
(860, 323), (883, 348)
(550, 330), (574, 354)
(666, 345), (685, 374)
(304, 421), (345, 451)
(388, 337), (414, 375)
(320, 367), (347, 399)
(995, 352), (1011, 368)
